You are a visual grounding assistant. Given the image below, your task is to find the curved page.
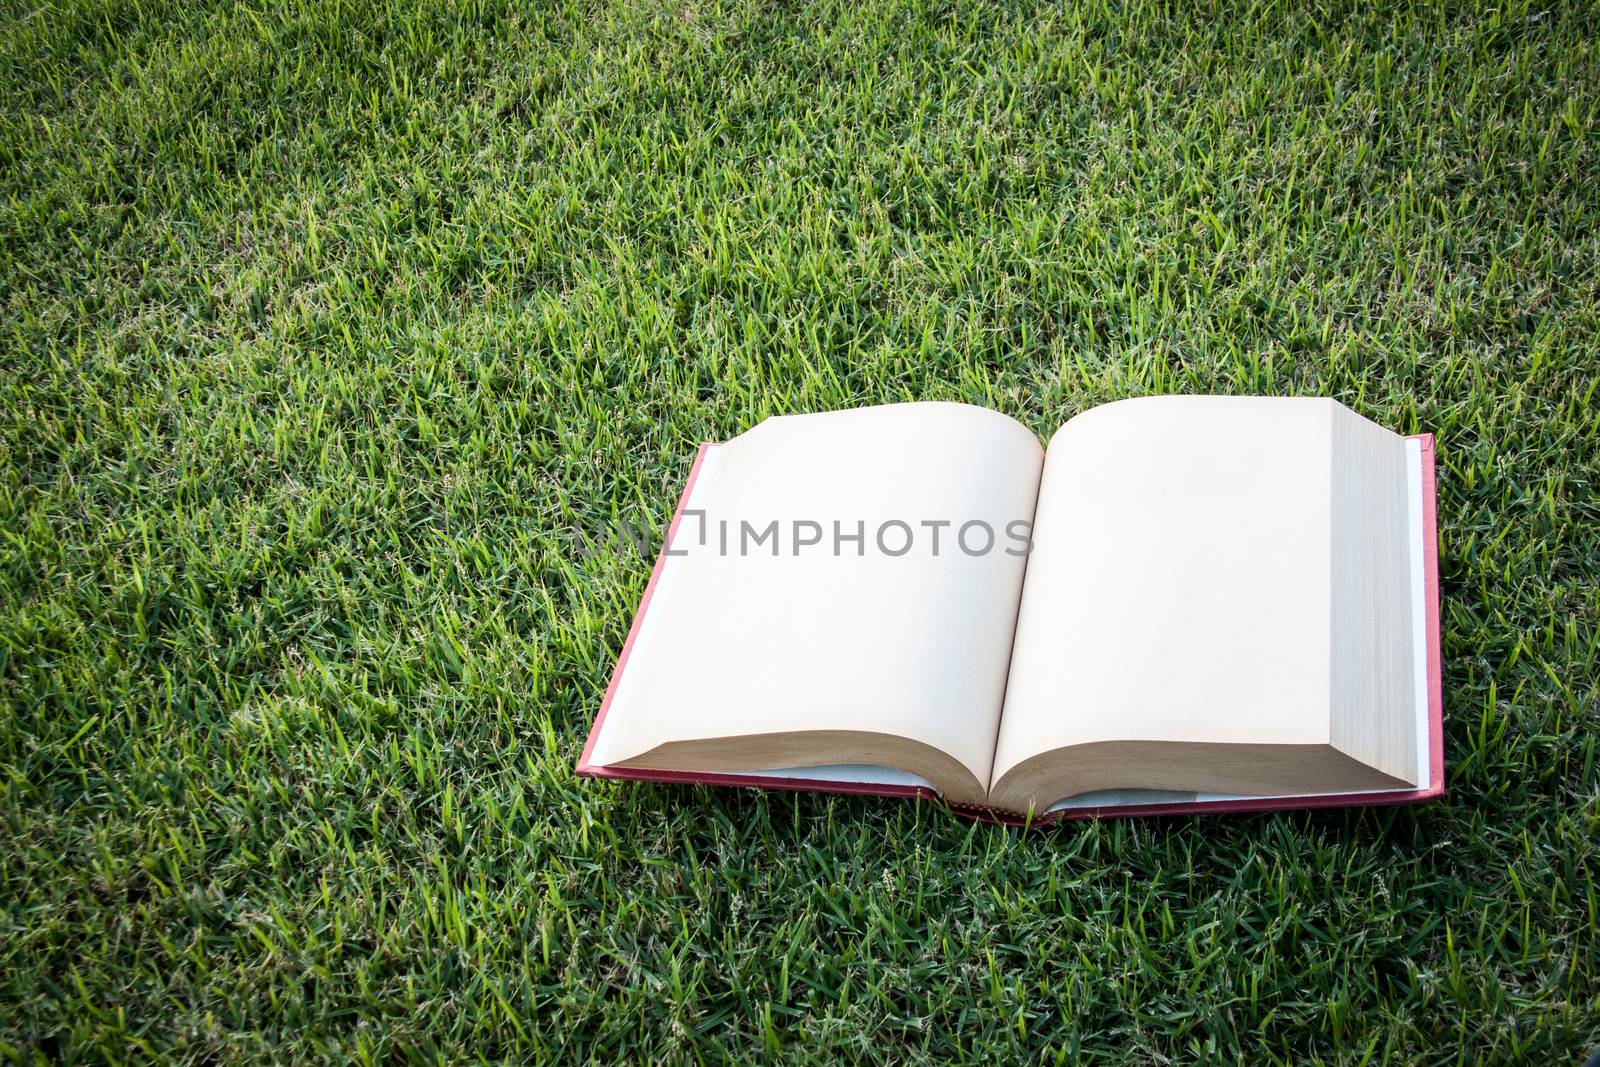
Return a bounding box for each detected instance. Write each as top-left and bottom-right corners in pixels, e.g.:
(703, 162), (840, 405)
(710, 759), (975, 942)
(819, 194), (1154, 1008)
(588, 403), (1043, 800)
(993, 396), (1344, 787)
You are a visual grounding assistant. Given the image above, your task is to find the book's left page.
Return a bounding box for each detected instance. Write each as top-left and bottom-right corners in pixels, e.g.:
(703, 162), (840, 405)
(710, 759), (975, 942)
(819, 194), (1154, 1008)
(581, 402), (1043, 808)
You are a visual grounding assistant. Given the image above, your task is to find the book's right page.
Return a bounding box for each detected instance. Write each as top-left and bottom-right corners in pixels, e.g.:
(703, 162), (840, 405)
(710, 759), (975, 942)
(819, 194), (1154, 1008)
(988, 397), (1425, 815)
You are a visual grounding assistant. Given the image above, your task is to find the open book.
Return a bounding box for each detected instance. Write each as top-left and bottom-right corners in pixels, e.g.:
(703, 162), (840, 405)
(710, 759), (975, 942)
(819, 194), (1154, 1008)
(577, 397), (1443, 823)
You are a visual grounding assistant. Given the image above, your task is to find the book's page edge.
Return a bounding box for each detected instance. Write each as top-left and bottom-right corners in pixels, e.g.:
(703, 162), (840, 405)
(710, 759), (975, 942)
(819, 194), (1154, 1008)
(1003, 431), (1443, 827)
(574, 441), (941, 802)
(575, 442), (713, 776)
(581, 763), (939, 802)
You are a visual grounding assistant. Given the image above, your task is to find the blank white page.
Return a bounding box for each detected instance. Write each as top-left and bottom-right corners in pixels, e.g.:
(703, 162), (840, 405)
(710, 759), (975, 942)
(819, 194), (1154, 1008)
(590, 403), (1043, 790)
(992, 396), (1339, 783)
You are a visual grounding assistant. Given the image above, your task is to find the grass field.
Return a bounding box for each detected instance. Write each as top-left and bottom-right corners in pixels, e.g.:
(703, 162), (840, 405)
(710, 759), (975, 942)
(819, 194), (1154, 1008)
(2, 0), (1598, 1060)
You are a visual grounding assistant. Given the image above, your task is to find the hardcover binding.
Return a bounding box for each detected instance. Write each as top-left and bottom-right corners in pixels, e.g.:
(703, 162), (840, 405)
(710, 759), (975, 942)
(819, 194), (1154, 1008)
(576, 435), (1445, 825)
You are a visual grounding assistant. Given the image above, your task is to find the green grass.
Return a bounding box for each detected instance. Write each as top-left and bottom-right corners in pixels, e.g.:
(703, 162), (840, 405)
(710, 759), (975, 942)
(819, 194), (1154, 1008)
(1, 0), (1597, 1060)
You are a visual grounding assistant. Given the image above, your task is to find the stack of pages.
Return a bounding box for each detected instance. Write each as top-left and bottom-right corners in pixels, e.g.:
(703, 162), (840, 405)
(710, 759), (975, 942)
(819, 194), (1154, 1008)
(578, 397), (1442, 823)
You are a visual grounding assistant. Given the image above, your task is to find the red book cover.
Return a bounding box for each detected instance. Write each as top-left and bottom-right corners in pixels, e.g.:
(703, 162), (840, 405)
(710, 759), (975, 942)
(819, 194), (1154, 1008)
(576, 434), (1444, 825)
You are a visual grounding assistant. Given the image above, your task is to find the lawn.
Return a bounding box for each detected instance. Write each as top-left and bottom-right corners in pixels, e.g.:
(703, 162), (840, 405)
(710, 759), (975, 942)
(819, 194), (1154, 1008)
(1, 0), (1597, 1061)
